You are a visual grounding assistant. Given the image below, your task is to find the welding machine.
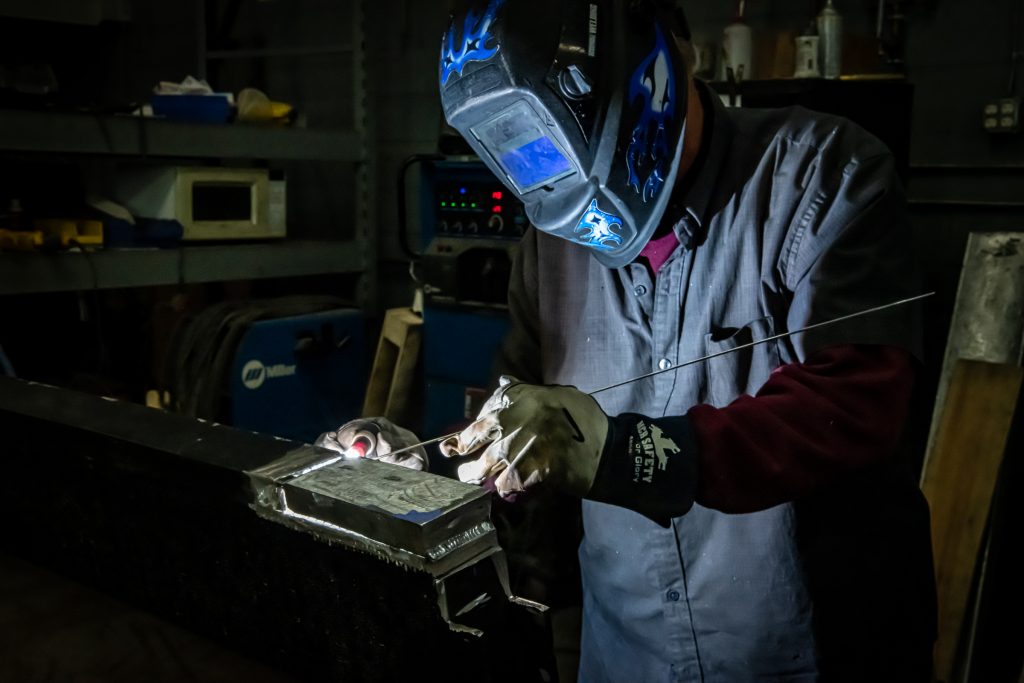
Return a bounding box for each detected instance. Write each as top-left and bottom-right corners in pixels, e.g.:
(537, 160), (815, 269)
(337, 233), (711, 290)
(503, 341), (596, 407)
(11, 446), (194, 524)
(229, 308), (366, 443)
(415, 159), (527, 437)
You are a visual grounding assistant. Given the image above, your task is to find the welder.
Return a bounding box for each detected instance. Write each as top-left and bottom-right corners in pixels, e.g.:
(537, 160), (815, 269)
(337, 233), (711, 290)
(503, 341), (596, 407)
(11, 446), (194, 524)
(320, 1), (937, 680)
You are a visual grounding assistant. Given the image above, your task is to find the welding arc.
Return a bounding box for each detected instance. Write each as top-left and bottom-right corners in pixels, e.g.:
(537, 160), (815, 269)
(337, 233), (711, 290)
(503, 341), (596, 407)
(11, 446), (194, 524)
(387, 292), (934, 457)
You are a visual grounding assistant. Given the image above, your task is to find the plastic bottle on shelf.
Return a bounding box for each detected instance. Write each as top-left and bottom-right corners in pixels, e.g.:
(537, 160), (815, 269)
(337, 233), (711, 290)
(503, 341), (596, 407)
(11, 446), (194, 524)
(722, 1), (753, 83)
(794, 20), (821, 79)
(817, 0), (843, 79)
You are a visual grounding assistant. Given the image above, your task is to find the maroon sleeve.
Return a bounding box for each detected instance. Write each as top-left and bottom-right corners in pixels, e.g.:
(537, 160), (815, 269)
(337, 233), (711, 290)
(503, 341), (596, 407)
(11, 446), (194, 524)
(689, 344), (916, 514)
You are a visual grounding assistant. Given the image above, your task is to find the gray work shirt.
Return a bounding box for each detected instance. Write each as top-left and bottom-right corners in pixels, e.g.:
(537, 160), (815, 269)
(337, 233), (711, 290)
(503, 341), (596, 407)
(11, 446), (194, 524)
(501, 84), (929, 682)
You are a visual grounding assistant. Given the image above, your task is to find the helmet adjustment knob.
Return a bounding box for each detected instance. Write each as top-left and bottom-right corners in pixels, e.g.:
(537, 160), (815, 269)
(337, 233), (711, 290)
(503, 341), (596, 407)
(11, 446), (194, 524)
(558, 64), (593, 99)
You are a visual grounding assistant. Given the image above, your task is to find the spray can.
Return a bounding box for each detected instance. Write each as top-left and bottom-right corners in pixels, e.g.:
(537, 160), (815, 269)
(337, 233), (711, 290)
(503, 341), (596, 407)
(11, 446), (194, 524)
(817, 0), (842, 79)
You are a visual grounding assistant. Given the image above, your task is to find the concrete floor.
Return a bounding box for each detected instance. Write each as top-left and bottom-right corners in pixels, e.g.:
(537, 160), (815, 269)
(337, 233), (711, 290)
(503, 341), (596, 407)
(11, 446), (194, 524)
(0, 552), (299, 683)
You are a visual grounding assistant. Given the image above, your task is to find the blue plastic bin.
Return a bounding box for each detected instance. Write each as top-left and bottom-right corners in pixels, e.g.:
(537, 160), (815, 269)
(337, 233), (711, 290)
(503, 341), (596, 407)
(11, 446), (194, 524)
(151, 94), (233, 123)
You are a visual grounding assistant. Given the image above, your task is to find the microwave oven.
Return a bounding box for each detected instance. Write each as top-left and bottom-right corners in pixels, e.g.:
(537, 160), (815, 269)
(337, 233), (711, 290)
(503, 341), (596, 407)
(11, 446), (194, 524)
(112, 166), (286, 241)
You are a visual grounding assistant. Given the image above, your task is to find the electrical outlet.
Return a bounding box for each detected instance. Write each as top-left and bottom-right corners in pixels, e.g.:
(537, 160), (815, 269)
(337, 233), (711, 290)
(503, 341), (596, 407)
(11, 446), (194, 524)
(983, 98), (1020, 133)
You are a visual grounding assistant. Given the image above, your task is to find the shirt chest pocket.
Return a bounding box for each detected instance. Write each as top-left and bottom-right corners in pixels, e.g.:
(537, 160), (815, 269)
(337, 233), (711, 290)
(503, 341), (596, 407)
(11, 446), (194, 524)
(703, 316), (780, 408)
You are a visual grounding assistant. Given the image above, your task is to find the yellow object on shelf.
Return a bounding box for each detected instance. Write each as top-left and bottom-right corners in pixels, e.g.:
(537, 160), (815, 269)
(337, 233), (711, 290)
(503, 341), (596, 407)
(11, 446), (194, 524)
(34, 219), (104, 248)
(0, 229), (44, 251)
(236, 87), (294, 125)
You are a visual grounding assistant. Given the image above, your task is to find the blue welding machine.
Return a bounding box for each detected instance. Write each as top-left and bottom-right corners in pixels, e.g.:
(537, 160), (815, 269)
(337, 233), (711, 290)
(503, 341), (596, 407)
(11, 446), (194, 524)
(418, 160), (526, 437)
(230, 309), (366, 443)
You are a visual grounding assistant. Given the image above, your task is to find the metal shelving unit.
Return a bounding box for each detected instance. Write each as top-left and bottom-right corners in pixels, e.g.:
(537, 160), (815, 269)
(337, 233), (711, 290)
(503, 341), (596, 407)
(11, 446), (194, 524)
(0, 241), (366, 296)
(0, 108), (364, 162)
(0, 0), (376, 306)
(192, 0), (376, 308)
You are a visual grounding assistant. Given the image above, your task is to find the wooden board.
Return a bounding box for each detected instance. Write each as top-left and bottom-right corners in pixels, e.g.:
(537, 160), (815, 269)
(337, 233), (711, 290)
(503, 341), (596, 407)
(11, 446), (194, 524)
(921, 359), (1023, 682)
(361, 307), (423, 425)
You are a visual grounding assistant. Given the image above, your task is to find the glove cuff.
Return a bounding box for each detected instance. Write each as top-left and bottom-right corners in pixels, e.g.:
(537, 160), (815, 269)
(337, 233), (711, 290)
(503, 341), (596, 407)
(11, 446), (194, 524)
(585, 413), (699, 527)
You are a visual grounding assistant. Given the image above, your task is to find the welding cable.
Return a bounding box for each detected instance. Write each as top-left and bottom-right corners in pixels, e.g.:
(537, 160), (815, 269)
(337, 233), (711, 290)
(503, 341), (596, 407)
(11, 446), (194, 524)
(197, 296), (346, 419)
(396, 153), (445, 260)
(196, 304), (259, 417)
(164, 300), (237, 415)
(165, 301), (253, 415)
(196, 304), (278, 418)
(158, 311), (186, 410)
(159, 306), (194, 410)
(161, 304), (199, 411)
(172, 301), (255, 417)
(162, 296), (345, 420)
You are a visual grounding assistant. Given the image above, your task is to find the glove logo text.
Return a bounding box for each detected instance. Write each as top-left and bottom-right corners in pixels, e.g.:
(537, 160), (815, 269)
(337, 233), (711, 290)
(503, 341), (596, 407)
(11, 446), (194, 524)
(630, 421), (681, 484)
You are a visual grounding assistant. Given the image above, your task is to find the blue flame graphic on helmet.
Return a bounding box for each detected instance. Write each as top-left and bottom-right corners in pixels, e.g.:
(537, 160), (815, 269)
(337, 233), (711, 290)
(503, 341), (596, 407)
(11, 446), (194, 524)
(440, 0), (506, 86)
(574, 199), (624, 250)
(625, 26), (677, 203)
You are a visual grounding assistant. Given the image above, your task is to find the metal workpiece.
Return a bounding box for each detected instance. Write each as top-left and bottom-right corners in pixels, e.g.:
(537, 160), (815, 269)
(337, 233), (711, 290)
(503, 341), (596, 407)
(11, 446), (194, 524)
(925, 233), (1024, 460)
(250, 448), (492, 575)
(0, 377), (547, 682)
(248, 446), (546, 635)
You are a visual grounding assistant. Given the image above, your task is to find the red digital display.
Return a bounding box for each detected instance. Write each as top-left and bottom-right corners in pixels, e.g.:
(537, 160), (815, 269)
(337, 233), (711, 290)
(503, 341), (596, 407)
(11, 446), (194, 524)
(492, 205), (503, 213)
(491, 191), (503, 200)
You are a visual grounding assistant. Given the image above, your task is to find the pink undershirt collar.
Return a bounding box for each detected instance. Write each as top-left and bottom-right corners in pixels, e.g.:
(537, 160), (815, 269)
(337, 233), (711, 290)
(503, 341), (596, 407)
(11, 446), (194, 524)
(637, 229), (681, 274)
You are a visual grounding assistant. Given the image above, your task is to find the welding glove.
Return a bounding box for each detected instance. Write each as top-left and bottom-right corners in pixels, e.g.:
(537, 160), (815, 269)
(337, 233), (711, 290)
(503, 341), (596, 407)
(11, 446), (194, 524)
(441, 376), (607, 497)
(441, 376), (699, 525)
(315, 418), (428, 471)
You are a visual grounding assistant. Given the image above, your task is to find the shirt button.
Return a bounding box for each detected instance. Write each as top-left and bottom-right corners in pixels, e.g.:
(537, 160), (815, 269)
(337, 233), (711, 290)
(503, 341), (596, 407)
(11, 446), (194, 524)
(658, 358), (673, 371)
(667, 589), (681, 602)
(634, 285), (648, 297)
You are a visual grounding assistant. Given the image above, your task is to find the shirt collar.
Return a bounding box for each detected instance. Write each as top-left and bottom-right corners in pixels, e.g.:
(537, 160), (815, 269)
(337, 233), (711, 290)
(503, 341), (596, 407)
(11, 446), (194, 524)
(665, 79), (733, 250)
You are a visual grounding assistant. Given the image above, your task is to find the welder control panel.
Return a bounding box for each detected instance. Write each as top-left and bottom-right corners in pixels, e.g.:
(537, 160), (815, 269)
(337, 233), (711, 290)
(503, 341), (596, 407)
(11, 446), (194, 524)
(419, 161), (524, 306)
(431, 181), (527, 241)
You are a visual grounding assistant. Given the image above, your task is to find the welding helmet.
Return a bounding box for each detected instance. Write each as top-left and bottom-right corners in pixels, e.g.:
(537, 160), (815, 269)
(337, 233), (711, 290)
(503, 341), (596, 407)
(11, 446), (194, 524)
(439, 0), (690, 268)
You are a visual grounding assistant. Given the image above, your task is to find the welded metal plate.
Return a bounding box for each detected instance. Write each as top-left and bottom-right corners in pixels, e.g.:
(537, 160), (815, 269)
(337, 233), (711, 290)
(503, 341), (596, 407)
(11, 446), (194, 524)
(248, 446), (498, 577)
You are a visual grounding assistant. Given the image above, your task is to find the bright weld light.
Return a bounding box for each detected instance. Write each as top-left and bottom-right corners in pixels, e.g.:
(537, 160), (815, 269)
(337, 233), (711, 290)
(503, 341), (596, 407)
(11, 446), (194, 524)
(344, 436), (372, 459)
